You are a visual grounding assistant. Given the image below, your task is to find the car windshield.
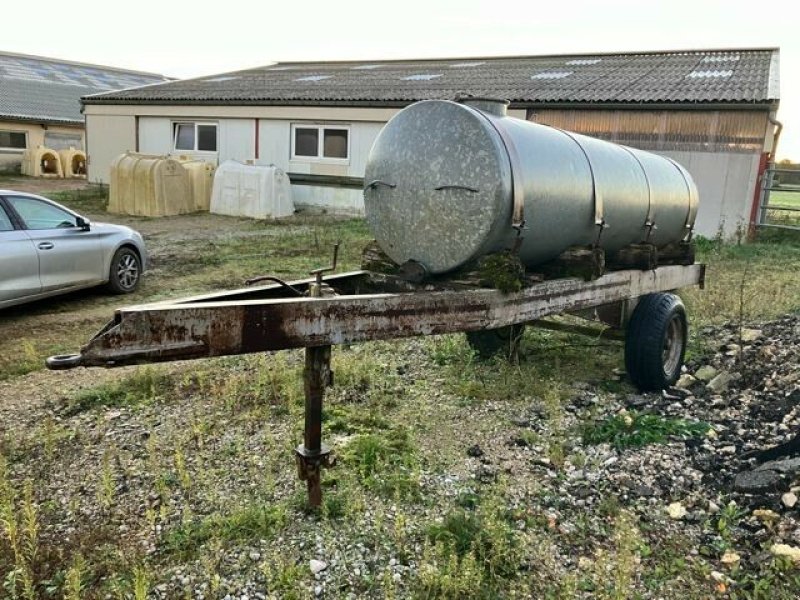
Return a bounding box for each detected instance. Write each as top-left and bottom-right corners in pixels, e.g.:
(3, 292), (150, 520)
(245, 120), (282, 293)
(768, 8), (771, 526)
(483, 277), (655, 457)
(7, 196), (77, 230)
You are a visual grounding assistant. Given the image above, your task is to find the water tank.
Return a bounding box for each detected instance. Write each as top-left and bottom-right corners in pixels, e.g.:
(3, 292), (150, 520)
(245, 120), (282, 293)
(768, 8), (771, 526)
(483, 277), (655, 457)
(108, 153), (193, 217)
(21, 146), (63, 178)
(210, 161), (294, 219)
(364, 99), (698, 274)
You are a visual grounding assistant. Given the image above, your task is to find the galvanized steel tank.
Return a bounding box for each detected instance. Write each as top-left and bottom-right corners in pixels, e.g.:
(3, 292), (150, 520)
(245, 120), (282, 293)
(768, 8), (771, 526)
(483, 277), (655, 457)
(364, 98), (698, 274)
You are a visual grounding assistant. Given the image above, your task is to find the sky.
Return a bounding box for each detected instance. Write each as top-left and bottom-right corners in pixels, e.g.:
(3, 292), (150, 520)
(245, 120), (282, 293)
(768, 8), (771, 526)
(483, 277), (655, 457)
(4, 0), (797, 160)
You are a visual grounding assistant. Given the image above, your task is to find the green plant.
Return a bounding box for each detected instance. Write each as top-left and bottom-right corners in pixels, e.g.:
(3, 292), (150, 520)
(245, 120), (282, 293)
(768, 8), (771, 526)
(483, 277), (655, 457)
(582, 411), (709, 449)
(63, 554), (86, 600)
(132, 565), (150, 600)
(97, 451), (115, 508)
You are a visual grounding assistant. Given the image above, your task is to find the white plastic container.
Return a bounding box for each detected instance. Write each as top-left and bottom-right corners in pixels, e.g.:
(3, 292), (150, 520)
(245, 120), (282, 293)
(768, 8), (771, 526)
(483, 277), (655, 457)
(210, 160), (294, 219)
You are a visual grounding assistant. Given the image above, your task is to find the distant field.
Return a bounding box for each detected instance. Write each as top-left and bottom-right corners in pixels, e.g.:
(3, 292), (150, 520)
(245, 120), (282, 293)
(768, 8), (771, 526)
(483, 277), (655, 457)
(764, 189), (800, 226)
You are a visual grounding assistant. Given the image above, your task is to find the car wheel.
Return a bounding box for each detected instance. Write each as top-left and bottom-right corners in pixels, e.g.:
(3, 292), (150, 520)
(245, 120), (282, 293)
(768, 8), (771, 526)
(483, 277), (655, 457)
(106, 247), (141, 294)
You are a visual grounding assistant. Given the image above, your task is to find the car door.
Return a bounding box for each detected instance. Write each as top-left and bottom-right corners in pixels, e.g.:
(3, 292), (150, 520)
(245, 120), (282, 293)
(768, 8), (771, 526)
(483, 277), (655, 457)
(0, 201), (41, 304)
(5, 195), (104, 292)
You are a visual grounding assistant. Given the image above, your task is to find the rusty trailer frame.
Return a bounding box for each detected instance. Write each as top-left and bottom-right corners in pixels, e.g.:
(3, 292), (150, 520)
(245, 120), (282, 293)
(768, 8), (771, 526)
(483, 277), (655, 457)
(48, 264), (705, 505)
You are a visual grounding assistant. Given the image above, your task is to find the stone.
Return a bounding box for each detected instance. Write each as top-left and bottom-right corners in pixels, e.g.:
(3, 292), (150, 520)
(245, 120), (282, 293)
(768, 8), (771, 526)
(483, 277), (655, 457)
(310, 559), (327, 575)
(676, 373), (698, 389)
(707, 372), (734, 393)
(758, 457), (800, 475)
(314, 586), (323, 596)
(740, 328), (762, 343)
(753, 509), (780, 523)
(667, 502), (687, 520)
(720, 551), (740, 566)
(783, 492), (798, 508)
(695, 365), (718, 382)
(248, 551), (261, 561)
(708, 501), (720, 514)
(734, 469), (781, 493)
(467, 444), (484, 457)
(771, 543), (800, 562)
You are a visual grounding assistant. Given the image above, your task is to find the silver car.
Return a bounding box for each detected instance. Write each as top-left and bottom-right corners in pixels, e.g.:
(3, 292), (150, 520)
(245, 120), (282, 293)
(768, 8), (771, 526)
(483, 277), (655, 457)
(0, 191), (147, 309)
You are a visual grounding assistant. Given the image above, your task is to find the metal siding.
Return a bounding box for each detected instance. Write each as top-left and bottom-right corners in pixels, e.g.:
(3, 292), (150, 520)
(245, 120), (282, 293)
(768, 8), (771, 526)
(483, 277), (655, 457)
(138, 117), (171, 155)
(85, 114), (136, 183)
(219, 119), (255, 163)
(528, 110), (768, 153)
(661, 151), (760, 238)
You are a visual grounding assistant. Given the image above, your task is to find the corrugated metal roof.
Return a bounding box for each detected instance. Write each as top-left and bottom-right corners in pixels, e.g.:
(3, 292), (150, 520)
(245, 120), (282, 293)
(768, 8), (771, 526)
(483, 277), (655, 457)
(0, 51), (170, 124)
(84, 48), (779, 108)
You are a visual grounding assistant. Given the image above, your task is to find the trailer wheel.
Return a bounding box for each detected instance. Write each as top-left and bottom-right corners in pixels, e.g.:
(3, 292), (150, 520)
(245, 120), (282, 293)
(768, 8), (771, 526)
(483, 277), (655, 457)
(466, 325), (525, 359)
(624, 293), (687, 391)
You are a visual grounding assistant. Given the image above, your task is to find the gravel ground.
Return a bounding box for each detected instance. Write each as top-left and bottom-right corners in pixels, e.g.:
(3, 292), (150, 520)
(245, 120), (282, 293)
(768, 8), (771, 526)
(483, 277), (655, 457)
(1, 313), (799, 598)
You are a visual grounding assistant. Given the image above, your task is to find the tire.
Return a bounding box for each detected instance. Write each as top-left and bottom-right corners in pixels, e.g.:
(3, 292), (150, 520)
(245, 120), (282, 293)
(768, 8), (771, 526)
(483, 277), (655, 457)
(106, 247), (142, 294)
(624, 293), (688, 391)
(466, 325), (525, 359)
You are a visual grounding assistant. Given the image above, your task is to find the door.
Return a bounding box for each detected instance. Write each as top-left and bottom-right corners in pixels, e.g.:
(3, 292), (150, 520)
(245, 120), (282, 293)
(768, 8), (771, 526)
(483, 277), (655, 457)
(0, 202), (41, 303)
(5, 195), (104, 292)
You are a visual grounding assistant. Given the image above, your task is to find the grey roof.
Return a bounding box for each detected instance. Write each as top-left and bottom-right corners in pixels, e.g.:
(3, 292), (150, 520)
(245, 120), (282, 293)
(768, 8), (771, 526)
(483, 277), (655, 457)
(84, 48), (779, 108)
(0, 51), (169, 124)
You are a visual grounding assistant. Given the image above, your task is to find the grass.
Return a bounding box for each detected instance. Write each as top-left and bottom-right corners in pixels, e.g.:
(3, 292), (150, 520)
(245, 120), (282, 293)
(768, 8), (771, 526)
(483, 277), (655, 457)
(682, 236), (800, 327)
(163, 503), (288, 558)
(64, 367), (173, 415)
(582, 411), (710, 449)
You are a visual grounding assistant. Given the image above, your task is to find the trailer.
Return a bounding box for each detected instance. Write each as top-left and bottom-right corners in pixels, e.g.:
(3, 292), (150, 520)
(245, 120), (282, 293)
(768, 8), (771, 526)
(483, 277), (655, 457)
(47, 246), (704, 506)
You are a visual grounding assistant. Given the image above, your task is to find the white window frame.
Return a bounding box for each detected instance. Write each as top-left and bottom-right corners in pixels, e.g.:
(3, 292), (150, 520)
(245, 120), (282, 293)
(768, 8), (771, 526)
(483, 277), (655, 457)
(290, 124), (351, 163)
(0, 129), (28, 152)
(172, 121), (218, 153)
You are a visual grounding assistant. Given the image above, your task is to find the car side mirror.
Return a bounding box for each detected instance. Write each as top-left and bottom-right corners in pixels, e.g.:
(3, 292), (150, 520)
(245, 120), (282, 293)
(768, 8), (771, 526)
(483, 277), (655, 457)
(76, 216), (91, 231)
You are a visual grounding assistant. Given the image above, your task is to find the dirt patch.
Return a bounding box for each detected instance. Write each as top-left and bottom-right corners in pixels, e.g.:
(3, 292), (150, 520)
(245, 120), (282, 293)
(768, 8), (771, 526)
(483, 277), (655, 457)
(0, 175), (95, 195)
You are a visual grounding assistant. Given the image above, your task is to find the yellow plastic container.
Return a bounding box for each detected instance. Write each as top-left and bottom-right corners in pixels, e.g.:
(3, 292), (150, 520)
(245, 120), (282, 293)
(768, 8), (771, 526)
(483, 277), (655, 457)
(108, 153), (193, 217)
(21, 146), (63, 178)
(176, 156), (215, 211)
(58, 147), (87, 178)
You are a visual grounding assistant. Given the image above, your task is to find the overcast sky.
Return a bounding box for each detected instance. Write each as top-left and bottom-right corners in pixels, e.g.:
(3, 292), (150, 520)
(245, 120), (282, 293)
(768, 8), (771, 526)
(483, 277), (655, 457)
(5, 0), (797, 160)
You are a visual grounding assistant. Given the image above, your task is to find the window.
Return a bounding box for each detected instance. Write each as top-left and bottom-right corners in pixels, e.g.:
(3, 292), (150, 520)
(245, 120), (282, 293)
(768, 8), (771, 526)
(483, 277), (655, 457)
(7, 196), (77, 230)
(0, 130), (27, 151)
(291, 124), (349, 161)
(173, 122), (217, 152)
(0, 205), (14, 232)
(44, 132), (83, 151)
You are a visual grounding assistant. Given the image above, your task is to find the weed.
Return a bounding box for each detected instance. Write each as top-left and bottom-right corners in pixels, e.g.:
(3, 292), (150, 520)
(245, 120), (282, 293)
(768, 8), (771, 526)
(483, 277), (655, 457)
(583, 411), (709, 449)
(97, 451), (115, 508)
(63, 554), (86, 600)
(132, 565), (150, 600)
(260, 551), (306, 600)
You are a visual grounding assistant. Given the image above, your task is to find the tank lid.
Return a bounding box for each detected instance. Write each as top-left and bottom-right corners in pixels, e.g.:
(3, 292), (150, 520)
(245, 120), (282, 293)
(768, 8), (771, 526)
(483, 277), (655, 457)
(455, 96), (510, 117)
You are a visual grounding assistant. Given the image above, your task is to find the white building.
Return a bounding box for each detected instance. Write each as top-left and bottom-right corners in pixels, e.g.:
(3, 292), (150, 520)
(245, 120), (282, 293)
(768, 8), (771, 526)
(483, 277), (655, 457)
(82, 48), (781, 237)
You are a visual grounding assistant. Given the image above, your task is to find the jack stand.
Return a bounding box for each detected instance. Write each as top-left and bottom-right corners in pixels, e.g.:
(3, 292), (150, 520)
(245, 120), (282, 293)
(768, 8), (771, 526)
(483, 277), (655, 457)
(295, 344), (332, 507)
(295, 243), (339, 506)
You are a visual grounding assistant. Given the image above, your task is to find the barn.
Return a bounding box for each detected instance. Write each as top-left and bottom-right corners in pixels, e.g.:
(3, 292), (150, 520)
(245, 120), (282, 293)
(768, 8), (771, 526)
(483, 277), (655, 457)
(82, 48), (780, 238)
(0, 51), (169, 174)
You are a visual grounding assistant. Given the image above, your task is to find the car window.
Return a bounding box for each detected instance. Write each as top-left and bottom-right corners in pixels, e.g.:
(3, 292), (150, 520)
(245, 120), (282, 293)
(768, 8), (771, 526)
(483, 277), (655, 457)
(0, 204), (14, 232)
(6, 196), (77, 230)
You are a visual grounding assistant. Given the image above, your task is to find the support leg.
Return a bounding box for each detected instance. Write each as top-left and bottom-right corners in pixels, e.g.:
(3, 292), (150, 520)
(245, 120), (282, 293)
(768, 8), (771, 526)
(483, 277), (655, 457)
(295, 344), (332, 507)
